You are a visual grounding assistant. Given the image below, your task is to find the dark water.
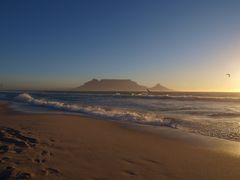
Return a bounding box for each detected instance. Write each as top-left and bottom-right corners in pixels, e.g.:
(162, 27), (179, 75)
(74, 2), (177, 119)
(1, 91), (240, 142)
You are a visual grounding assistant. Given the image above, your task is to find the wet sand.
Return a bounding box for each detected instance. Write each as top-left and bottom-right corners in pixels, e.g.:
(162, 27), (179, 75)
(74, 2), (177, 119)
(1, 102), (240, 179)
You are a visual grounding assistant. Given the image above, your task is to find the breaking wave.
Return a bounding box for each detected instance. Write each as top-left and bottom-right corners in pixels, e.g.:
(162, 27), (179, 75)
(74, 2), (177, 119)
(15, 93), (178, 128)
(8, 92), (240, 142)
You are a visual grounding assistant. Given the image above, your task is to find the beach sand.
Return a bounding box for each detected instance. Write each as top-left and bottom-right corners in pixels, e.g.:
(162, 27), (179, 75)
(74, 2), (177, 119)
(1, 102), (240, 179)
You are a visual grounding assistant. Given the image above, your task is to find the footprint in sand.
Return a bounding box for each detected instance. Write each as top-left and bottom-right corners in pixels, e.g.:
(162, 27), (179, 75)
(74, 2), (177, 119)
(34, 158), (46, 164)
(41, 167), (61, 176)
(49, 138), (55, 142)
(0, 166), (32, 179)
(14, 147), (23, 154)
(122, 170), (137, 176)
(15, 171), (32, 179)
(0, 127), (60, 178)
(0, 145), (9, 153)
(3, 127), (38, 147)
(0, 157), (10, 164)
(0, 166), (15, 179)
(34, 149), (52, 164)
(143, 158), (160, 165)
(0, 127), (38, 153)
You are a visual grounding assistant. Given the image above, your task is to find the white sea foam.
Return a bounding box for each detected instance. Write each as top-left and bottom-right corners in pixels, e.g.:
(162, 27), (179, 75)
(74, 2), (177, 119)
(15, 93), (33, 102)
(15, 93), (178, 128)
(10, 92), (240, 142)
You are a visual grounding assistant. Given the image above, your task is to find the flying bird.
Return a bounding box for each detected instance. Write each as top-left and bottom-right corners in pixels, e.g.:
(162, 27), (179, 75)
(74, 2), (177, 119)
(226, 73), (231, 78)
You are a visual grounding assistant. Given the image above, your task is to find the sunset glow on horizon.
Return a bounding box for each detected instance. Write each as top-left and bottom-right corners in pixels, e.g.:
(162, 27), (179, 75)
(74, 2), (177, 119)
(1, 0), (240, 92)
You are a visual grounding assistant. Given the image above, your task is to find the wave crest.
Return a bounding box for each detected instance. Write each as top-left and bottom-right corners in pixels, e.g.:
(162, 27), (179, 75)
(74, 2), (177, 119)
(15, 93), (178, 128)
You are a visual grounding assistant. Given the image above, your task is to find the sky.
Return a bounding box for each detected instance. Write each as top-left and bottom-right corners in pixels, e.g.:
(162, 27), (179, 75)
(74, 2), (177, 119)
(1, 0), (240, 91)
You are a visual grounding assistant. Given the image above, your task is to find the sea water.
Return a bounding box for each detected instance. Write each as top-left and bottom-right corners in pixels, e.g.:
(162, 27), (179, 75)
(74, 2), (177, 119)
(1, 91), (240, 142)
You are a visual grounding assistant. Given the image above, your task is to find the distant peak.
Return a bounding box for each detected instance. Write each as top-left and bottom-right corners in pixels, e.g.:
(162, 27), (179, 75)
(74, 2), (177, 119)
(150, 83), (170, 91)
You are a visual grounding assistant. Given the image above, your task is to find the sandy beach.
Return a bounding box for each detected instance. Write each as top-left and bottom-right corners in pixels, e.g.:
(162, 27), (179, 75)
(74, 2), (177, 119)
(1, 101), (240, 179)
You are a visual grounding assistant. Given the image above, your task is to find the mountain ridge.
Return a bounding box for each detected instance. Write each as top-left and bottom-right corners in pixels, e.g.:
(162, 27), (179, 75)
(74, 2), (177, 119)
(75, 79), (171, 91)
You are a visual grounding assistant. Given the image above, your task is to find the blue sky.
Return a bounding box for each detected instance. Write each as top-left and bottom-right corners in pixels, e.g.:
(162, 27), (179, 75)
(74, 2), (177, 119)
(1, 0), (240, 91)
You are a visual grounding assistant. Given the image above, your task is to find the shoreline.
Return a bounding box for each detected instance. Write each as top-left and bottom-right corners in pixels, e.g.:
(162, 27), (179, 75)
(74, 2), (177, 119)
(7, 100), (240, 155)
(1, 101), (240, 179)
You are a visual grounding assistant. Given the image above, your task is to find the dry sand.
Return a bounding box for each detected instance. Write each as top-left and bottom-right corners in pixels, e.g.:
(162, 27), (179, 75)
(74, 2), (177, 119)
(1, 102), (240, 179)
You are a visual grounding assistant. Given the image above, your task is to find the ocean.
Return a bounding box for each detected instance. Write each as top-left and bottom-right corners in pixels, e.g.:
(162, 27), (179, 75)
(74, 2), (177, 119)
(1, 91), (240, 142)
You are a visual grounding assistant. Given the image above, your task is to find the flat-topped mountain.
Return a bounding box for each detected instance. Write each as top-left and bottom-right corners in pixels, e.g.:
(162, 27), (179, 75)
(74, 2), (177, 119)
(76, 79), (170, 91)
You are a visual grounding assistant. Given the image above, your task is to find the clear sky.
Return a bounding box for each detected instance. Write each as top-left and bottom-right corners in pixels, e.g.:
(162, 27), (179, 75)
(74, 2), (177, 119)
(1, 0), (240, 91)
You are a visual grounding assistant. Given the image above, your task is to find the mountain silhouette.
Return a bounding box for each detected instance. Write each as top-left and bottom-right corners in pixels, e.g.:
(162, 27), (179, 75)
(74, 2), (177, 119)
(76, 79), (170, 91)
